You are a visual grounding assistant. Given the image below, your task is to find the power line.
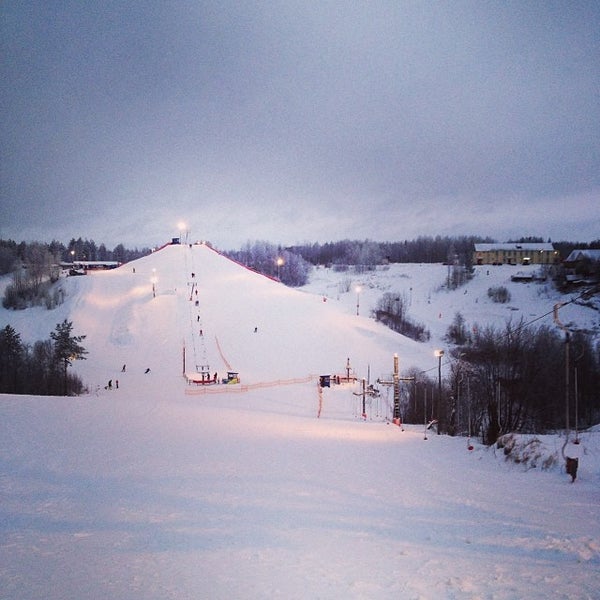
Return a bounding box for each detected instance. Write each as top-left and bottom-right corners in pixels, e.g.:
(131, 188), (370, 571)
(417, 282), (599, 377)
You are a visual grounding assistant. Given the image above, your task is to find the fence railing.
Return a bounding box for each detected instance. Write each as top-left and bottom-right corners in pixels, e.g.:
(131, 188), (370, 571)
(184, 374), (319, 395)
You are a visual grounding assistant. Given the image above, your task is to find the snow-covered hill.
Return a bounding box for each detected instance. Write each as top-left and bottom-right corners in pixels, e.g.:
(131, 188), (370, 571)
(302, 260), (599, 347)
(1, 243), (599, 599)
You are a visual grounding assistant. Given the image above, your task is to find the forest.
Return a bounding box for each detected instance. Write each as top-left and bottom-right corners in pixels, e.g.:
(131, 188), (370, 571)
(0, 320), (87, 396)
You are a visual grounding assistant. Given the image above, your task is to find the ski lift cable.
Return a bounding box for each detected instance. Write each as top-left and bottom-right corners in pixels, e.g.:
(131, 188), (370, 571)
(418, 283), (599, 377)
(181, 244), (197, 368)
(188, 246), (210, 371)
(186, 246), (201, 370)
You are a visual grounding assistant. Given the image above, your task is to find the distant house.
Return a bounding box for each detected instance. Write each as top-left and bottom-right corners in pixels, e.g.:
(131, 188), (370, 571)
(60, 260), (120, 273)
(563, 249), (600, 264)
(563, 249), (600, 285)
(473, 243), (558, 266)
(510, 271), (535, 282)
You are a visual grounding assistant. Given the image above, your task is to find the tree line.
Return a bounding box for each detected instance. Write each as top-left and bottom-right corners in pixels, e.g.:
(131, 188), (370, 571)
(287, 236), (600, 268)
(3, 235), (599, 281)
(224, 241), (312, 287)
(221, 236), (600, 288)
(0, 237), (152, 276)
(288, 236), (488, 267)
(0, 320), (87, 396)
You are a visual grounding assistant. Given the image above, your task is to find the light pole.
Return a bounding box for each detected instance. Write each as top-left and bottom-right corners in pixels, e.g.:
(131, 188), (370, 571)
(178, 221), (188, 244)
(151, 268), (157, 298)
(355, 285), (361, 316)
(435, 349), (444, 434)
(276, 256), (284, 280)
(574, 344), (584, 444)
(417, 380), (428, 440)
(467, 374), (473, 450)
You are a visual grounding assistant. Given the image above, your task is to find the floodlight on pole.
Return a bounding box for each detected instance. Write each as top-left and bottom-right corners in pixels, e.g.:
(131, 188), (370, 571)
(435, 349), (445, 434)
(151, 268), (157, 298)
(177, 221), (188, 244)
(416, 380), (428, 439)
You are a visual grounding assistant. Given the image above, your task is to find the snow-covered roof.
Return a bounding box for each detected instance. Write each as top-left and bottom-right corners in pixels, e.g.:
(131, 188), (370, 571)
(564, 249), (600, 262)
(474, 243), (554, 252)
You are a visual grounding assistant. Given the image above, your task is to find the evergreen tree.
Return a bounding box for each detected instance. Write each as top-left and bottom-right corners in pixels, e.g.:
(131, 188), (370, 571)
(0, 325), (24, 392)
(50, 320), (88, 395)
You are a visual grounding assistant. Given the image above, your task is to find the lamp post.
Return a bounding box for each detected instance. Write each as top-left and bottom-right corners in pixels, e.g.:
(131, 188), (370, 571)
(151, 268), (157, 298)
(177, 221), (188, 244)
(435, 349), (444, 434)
(423, 382), (428, 439)
(416, 380), (428, 440)
(276, 256), (284, 280)
(467, 373), (473, 449)
(355, 285), (361, 316)
(574, 345), (584, 444)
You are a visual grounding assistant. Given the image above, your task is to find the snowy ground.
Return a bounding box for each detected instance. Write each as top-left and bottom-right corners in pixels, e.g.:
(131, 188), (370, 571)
(1, 243), (599, 599)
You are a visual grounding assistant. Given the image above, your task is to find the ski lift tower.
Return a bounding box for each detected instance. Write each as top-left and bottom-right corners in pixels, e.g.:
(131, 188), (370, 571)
(378, 353), (414, 426)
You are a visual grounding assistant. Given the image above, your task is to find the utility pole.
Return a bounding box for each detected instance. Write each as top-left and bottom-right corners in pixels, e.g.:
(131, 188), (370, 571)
(554, 302), (570, 438)
(352, 378), (368, 420)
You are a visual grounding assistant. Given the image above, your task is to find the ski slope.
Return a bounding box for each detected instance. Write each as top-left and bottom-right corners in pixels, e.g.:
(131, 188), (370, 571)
(55, 243), (437, 392)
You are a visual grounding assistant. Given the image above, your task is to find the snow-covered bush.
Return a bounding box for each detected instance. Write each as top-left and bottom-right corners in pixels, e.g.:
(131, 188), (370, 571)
(496, 433), (559, 471)
(373, 292), (430, 342)
(487, 285), (511, 303)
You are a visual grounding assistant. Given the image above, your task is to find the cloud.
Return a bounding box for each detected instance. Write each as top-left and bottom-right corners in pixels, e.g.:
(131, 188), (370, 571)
(1, 1), (598, 248)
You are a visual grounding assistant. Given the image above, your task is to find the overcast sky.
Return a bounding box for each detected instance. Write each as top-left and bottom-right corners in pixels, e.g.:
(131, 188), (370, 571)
(2, 1), (599, 250)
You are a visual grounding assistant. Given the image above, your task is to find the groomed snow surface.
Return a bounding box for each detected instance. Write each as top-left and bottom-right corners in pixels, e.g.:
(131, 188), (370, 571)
(1, 243), (599, 599)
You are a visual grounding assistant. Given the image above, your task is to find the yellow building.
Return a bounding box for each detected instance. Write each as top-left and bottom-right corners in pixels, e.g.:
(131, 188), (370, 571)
(473, 243), (558, 266)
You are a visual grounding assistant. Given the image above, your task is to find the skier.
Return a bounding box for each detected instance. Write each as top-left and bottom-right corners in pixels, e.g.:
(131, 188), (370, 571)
(121, 364), (126, 372)
(108, 380), (112, 389)
(145, 368), (151, 374)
